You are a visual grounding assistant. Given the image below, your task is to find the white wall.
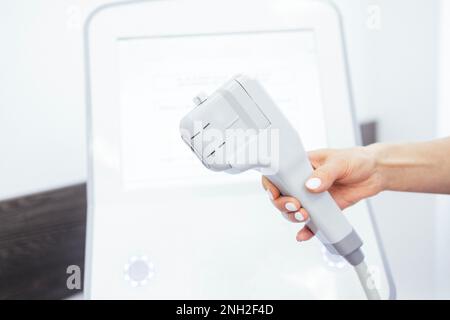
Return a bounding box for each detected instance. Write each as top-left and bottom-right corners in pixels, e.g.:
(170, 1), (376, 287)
(0, 0), (442, 298)
(0, 0), (118, 200)
(0, 1), (83, 199)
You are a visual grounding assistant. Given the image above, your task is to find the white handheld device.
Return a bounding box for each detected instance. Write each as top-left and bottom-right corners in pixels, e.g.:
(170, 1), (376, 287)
(180, 75), (380, 299)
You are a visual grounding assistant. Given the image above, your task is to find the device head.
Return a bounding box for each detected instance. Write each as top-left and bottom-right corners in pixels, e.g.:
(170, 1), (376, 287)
(180, 75), (278, 174)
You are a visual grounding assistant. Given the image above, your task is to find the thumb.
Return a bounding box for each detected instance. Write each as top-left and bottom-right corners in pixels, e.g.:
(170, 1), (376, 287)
(305, 159), (345, 193)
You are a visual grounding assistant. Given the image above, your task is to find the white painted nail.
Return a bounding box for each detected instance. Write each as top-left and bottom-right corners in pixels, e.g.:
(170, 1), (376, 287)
(306, 177), (322, 190)
(285, 202), (298, 212)
(266, 189), (274, 201)
(294, 212), (306, 222)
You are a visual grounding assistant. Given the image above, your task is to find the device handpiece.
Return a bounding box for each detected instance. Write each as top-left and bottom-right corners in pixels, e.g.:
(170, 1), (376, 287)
(180, 75), (380, 299)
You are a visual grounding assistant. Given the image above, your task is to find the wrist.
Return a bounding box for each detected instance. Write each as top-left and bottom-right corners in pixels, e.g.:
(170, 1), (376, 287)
(364, 143), (391, 192)
(365, 142), (421, 192)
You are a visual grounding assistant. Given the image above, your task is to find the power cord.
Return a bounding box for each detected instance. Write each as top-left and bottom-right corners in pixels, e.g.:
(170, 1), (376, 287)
(354, 259), (381, 300)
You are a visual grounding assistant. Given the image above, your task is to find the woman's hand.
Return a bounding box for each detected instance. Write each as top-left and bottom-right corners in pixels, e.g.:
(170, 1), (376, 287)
(261, 146), (384, 242)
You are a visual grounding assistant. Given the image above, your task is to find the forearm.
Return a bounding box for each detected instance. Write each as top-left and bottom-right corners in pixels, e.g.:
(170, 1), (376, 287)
(367, 137), (450, 194)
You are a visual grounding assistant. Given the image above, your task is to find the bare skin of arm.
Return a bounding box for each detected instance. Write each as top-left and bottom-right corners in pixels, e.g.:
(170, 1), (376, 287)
(262, 137), (450, 241)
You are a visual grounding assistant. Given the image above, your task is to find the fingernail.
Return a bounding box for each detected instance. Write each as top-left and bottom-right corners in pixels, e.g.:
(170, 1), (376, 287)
(285, 202), (298, 212)
(266, 189), (274, 201)
(306, 177), (322, 190)
(294, 211), (306, 222)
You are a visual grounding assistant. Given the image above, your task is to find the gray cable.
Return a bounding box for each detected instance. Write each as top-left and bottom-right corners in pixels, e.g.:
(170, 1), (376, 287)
(354, 260), (381, 300)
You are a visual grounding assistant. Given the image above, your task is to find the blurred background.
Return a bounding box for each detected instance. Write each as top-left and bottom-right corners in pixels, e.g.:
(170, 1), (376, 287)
(0, 0), (449, 299)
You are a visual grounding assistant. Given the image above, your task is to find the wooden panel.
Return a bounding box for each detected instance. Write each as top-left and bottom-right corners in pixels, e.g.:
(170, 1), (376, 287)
(0, 184), (86, 300)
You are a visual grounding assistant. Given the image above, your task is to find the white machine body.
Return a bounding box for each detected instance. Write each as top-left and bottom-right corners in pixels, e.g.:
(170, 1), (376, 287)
(180, 75), (364, 265)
